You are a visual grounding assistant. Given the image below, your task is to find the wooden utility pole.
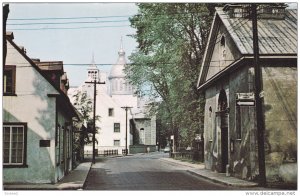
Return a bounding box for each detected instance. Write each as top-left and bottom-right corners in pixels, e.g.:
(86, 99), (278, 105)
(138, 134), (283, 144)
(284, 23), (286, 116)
(251, 3), (266, 186)
(85, 79), (105, 164)
(3, 4), (9, 72)
(121, 106), (133, 155)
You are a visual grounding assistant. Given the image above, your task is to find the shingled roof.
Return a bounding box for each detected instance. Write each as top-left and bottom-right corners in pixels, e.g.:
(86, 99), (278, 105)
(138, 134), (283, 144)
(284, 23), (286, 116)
(197, 5), (297, 90)
(216, 7), (297, 55)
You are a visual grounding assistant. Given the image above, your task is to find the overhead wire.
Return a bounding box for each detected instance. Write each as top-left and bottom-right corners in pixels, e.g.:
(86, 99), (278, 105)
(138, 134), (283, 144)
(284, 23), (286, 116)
(7, 19), (130, 26)
(6, 6), (275, 69)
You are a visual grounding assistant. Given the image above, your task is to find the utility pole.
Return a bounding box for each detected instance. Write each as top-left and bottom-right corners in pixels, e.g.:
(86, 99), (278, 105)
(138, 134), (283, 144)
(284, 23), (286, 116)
(251, 3), (266, 186)
(121, 106), (133, 155)
(85, 79), (105, 164)
(3, 4), (9, 72)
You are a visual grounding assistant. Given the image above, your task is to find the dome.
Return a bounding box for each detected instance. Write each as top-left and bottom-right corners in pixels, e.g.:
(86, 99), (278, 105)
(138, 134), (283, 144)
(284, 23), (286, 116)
(109, 38), (134, 96)
(109, 38), (127, 79)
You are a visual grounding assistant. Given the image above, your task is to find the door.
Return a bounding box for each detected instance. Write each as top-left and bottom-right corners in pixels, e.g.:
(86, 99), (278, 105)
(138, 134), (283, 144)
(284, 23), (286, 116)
(221, 127), (228, 173)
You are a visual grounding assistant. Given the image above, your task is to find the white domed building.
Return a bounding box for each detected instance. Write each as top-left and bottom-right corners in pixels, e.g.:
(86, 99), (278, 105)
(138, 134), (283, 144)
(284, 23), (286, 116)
(69, 40), (156, 155)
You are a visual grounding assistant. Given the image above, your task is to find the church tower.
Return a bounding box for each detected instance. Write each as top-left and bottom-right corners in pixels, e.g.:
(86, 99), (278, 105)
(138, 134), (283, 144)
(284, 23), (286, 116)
(86, 54), (100, 82)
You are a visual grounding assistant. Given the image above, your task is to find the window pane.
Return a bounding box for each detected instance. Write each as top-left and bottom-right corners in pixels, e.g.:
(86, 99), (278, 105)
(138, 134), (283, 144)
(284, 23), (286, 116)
(4, 70), (13, 93)
(109, 108), (114, 116)
(114, 140), (120, 146)
(16, 149), (23, 163)
(114, 123), (120, 132)
(3, 127), (10, 149)
(3, 149), (9, 163)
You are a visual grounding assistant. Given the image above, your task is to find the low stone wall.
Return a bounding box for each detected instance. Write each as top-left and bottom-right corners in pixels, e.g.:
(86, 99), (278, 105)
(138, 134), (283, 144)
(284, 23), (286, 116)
(129, 145), (157, 154)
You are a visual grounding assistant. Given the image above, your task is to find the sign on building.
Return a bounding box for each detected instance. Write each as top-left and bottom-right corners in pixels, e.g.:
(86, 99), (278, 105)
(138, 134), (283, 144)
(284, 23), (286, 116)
(236, 92), (255, 106)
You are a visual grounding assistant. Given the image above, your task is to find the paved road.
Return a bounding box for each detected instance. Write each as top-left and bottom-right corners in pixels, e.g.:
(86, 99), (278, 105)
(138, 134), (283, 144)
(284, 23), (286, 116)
(84, 152), (237, 190)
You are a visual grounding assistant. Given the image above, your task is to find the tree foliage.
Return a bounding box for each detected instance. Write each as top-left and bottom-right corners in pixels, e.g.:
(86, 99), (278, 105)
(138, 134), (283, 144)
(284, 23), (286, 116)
(126, 3), (218, 147)
(72, 90), (100, 145)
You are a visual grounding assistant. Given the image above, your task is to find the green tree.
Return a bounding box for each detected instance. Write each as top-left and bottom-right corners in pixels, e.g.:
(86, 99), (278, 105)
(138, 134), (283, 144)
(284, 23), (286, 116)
(126, 3), (217, 148)
(72, 90), (100, 145)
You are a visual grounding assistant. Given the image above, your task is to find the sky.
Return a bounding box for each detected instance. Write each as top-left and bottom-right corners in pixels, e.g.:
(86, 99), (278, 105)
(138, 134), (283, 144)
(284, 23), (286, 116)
(5, 2), (298, 88)
(6, 2), (139, 87)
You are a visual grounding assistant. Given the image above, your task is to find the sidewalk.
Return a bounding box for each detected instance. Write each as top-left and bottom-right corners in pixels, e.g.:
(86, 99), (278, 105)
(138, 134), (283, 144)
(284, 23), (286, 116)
(160, 157), (259, 188)
(3, 162), (92, 190)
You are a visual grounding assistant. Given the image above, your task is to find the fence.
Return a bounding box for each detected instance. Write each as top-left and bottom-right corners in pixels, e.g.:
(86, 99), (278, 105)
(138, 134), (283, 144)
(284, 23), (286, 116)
(84, 149), (119, 156)
(171, 149), (204, 162)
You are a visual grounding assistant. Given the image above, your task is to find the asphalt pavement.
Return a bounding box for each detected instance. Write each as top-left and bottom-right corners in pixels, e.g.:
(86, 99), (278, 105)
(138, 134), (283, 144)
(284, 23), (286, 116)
(3, 152), (273, 190)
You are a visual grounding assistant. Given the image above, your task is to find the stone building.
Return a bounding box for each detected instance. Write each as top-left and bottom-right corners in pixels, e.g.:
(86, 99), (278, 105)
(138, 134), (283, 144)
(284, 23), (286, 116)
(197, 4), (297, 184)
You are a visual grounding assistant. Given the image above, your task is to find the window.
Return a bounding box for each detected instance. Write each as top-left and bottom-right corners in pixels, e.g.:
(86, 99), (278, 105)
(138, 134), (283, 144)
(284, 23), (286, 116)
(108, 108), (114, 117)
(114, 123), (120, 133)
(60, 126), (64, 163)
(220, 35), (225, 46)
(236, 106), (242, 139)
(114, 140), (120, 146)
(3, 65), (16, 95)
(56, 125), (60, 165)
(3, 123), (27, 167)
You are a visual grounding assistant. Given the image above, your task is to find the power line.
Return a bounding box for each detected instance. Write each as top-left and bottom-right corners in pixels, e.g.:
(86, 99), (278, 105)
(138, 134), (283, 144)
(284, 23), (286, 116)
(7, 24), (130, 31)
(8, 15), (134, 21)
(7, 19), (129, 26)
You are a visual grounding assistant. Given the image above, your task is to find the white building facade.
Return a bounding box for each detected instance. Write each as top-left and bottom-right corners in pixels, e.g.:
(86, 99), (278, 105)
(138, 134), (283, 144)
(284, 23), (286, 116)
(69, 41), (156, 155)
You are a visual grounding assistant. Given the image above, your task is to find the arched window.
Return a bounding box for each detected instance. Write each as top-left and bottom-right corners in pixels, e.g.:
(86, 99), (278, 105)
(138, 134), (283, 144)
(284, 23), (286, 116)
(218, 89), (228, 112)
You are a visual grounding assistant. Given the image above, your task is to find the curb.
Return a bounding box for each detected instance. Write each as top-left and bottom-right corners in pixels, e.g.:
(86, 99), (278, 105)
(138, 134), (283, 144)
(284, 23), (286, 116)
(186, 170), (258, 188)
(82, 162), (92, 190)
(161, 157), (258, 188)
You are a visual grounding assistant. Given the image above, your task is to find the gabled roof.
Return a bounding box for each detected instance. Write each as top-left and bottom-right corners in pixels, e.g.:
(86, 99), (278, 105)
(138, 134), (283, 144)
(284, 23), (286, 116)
(197, 6), (297, 89)
(6, 37), (79, 120)
(217, 8), (297, 55)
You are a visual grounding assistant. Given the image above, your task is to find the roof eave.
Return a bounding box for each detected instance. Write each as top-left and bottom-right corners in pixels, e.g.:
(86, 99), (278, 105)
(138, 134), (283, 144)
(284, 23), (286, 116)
(7, 38), (78, 119)
(197, 11), (220, 88)
(197, 55), (297, 92)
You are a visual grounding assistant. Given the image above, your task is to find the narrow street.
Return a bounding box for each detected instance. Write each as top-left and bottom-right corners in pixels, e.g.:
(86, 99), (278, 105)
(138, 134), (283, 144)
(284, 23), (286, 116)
(84, 152), (237, 190)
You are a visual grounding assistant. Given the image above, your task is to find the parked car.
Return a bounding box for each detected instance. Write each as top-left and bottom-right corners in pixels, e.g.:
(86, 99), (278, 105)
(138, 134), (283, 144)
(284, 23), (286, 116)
(164, 146), (170, 153)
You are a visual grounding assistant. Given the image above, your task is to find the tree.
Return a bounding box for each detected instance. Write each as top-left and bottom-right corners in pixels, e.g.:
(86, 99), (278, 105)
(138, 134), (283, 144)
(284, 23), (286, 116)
(72, 90), (100, 160)
(126, 3), (217, 148)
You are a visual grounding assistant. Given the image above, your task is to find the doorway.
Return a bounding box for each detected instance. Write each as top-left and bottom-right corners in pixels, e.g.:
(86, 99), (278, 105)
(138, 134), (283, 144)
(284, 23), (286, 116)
(218, 89), (229, 173)
(221, 127), (228, 172)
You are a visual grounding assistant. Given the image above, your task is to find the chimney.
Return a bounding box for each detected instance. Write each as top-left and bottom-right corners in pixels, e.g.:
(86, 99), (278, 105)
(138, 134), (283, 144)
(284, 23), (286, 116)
(223, 3), (287, 19)
(6, 31), (14, 40)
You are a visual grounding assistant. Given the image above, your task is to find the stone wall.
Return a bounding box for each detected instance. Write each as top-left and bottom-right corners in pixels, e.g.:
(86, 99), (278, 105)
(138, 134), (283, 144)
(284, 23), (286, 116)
(262, 66), (297, 184)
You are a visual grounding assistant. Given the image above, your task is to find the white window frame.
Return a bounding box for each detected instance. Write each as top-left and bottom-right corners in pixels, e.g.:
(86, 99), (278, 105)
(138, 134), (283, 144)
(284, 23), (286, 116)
(3, 123), (27, 166)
